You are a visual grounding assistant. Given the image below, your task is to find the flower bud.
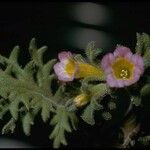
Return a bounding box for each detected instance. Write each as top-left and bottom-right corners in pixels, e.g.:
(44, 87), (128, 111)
(74, 93), (90, 107)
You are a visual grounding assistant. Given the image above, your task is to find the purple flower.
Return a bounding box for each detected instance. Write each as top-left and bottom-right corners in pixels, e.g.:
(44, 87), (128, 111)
(53, 51), (78, 81)
(101, 45), (144, 88)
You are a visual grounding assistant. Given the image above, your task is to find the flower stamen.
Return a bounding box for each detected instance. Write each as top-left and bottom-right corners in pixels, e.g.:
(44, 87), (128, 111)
(111, 57), (134, 80)
(120, 69), (129, 79)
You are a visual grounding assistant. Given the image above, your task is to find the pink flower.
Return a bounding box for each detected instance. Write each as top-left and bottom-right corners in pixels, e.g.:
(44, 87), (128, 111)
(101, 45), (144, 88)
(54, 51), (105, 82)
(53, 51), (78, 81)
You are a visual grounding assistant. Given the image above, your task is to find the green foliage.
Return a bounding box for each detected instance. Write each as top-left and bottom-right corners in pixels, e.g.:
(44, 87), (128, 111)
(107, 101), (117, 110)
(138, 135), (150, 146)
(81, 98), (103, 125)
(2, 118), (16, 134)
(101, 111), (112, 120)
(81, 77), (111, 125)
(90, 83), (110, 98)
(49, 106), (77, 148)
(81, 76), (106, 92)
(74, 54), (86, 63)
(131, 96), (141, 107)
(41, 100), (53, 122)
(22, 112), (34, 136)
(0, 38), (77, 148)
(140, 84), (150, 96)
(85, 41), (103, 64)
(135, 32), (150, 68)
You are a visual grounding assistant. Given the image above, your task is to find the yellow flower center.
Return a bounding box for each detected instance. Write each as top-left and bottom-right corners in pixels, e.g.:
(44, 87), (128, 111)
(65, 59), (76, 77)
(111, 57), (135, 80)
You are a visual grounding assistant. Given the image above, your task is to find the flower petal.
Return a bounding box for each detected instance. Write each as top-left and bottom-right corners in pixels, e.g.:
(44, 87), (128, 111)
(132, 73), (140, 83)
(123, 80), (133, 86)
(116, 80), (125, 88)
(106, 74), (118, 87)
(131, 54), (144, 74)
(101, 53), (115, 70)
(53, 62), (74, 81)
(58, 51), (73, 61)
(114, 46), (132, 58)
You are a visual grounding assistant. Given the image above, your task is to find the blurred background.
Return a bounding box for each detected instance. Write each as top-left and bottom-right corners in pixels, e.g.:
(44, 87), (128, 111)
(0, 1), (150, 148)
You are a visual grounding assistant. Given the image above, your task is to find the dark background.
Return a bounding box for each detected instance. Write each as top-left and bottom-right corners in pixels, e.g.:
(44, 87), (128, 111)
(0, 1), (150, 148)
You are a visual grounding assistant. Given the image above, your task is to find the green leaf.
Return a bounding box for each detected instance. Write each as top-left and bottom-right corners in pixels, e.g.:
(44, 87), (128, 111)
(0, 87), (9, 99)
(2, 118), (16, 134)
(131, 96), (141, 106)
(9, 46), (20, 63)
(81, 76), (106, 92)
(135, 32), (150, 55)
(107, 101), (116, 110)
(142, 33), (150, 49)
(85, 41), (103, 63)
(49, 107), (77, 148)
(30, 98), (41, 116)
(74, 54), (86, 63)
(36, 46), (47, 65)
(135, 32), (150, 68)
(101, 111), (112, 120)
(143, 47), (150, 68)
(90, 83), (110, 98)
(9, 99), (20, 120)
(81, 98), (103, 125)
(23, 61), (36, 81)
(29, 38), (48, 66)
(135, 33), (144, 55)
(42, 59), (57, 78)
(54, 85), (65, 101)
(68, 113), (78, 130)
(41, 100), (52, 122)
(140, 84), (150, 96)
(29, 38), (37, 56)
(22, 112), (34, 136)
(20, 94), (30, 110)
(138, 135), (150, 146)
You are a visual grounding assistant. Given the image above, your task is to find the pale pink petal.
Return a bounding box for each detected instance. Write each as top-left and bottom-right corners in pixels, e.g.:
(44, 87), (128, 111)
(116, 80), (125, 88)
(101, 53), (115, 70)
(134, 67), (142, 76)
(131, 74), (140, 84)
(125, 52), (132, 60)
(124, 80), (134, 86)
(131, 54), (144, 73)
(104, 66), (112, 74)
(58, 51), (73, 61)
(106, 74), (118, 87)
(53, 62), (74, 81)
(58, 74), (74, 81)
(114, 46), (132, 58)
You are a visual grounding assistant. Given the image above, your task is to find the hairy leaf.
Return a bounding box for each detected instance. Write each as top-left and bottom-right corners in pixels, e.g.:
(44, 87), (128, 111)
(141, 84), (150, 96)
(49, 106), (77, 148)
(41, 100), (53, 122)
(22, 112), (34, 136)
(85, 41), (103, 63)
(81, 98), (103, 125)
(138, 135), (150, 146)
(2, 118), (16, 134)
